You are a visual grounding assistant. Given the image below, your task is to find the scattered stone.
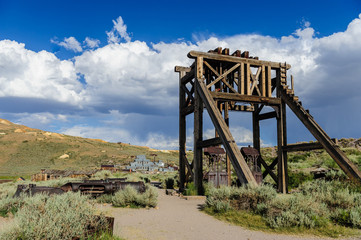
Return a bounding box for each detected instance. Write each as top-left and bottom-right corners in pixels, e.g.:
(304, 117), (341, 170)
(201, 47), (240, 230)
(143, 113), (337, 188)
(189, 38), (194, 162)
(59, 153), (70, 159)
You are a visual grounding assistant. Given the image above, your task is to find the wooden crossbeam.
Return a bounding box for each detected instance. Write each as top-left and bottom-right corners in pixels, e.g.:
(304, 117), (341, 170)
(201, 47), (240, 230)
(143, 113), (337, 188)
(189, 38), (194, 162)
(258, 156), (277, 182)
(210, 92), (281, 105)
(263, 157), (278, 179)
(284, 139), (338, 152)
(181, 85), (194, 105)
(180, 150), (194, 180)
(188, 51), (291, 69)
(206, 63), (240, 90)
(258, 111), (277, 120)
(197, 137), (222, 148)
(195, 78), (257, 184)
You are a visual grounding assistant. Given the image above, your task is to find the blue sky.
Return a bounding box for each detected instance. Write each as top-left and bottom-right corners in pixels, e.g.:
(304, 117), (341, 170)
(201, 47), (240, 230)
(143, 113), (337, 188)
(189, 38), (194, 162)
(1, 0), (361, 149)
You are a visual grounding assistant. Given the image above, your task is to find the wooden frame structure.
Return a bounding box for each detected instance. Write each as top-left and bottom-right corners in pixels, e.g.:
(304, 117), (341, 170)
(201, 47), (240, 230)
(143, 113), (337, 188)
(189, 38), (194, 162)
(175, 48), (361, 194)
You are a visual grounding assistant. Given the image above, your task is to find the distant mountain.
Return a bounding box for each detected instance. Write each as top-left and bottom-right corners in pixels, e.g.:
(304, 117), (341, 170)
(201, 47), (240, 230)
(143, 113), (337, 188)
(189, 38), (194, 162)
(0, 118), (179, 177)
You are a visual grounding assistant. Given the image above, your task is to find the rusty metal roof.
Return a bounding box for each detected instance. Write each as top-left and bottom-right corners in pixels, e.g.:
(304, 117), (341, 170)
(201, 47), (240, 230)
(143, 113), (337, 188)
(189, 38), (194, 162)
(204, 146), (225, 155)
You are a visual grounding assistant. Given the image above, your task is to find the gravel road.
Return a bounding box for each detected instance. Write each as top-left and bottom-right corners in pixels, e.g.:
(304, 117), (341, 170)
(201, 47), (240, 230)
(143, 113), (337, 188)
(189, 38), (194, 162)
(98, 189), (355, 240)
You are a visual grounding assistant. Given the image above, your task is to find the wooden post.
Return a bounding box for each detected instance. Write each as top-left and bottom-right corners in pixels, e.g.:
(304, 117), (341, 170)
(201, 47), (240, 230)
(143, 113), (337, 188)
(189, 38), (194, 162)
(224, 102), (231, 186)
(267, 66), (272, 97)
(194, 57), (204, 195)
(246, 63), (250, 95)
(276, 68), (288, 193)
(179, 71), (186, 191)
(253, 104), (261, 152)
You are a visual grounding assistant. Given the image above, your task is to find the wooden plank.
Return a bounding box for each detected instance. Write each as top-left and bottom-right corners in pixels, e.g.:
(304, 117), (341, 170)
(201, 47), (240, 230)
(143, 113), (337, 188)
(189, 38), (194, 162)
(188, 51), (291, 69)
(197, 137), (223, 148)
(284, 139), (338, 152)
(210, 92), (281, 105)
(195, 78), (257, 185)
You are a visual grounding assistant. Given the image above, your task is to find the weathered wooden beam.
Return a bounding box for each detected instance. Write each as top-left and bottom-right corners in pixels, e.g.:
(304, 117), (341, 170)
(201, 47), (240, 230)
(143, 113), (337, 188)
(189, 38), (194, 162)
(210, 92), (281, 105)
(188, 51), (291, 69)
(178, 70), (187, 190)
(258, 111), (277, 120)
(195, 78), (257, 185)
(197, 137), (223, 148)
(284, 139), (338, 152)
(175, 66), (191, 73)
(194, 57), (204, 195)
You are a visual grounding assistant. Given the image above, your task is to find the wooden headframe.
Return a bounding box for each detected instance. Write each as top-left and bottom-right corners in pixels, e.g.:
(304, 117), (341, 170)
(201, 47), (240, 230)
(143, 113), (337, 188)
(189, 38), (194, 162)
(175, 47), (361, 194)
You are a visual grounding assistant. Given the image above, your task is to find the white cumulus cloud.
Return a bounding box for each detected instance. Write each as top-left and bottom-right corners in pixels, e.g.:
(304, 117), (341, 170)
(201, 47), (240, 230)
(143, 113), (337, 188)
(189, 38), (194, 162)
(51, 36), (83, 52)
(84, 37), (100, 48)
(106, 16), (131, 43)
(0, 40), (84, 104)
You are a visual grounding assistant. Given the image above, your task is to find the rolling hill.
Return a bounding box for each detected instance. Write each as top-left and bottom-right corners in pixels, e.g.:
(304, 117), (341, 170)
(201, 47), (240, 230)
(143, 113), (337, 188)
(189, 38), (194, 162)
(0, 118), (180, 177)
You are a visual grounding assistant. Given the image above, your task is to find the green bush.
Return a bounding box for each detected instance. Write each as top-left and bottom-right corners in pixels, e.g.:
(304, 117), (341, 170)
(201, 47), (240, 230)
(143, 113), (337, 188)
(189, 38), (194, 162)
(165, 178), (174, 189)
(288, 171), (313, 189)
(92, 170), (113, 179)
(112, 185), (158, 208)
(183, 182), (198, 196)
(0, 192), (108, 240)
(205, 180), (361, 229)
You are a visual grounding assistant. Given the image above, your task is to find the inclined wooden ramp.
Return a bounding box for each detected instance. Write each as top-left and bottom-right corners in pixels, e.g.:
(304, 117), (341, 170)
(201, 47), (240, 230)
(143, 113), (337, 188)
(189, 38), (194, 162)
(279, 83), (361, 182)
(195, 78), (257, 184)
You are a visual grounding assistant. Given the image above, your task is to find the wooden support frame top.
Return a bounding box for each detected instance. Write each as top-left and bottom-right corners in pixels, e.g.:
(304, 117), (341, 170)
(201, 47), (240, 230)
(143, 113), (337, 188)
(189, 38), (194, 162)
(188, 51), (291, 70)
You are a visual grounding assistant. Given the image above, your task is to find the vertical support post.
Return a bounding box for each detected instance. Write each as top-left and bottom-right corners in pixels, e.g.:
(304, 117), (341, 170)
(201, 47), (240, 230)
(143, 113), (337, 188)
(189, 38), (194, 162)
(224, 102), (231, 185)
(246, 63), (250, 95)
(252, 104), (261, 152)
(179, 71), (186, 191)
(276, 68), (288, 193)
(261, 65), (266, 97)
(267, 66), (272, 97)
(194, 57), (204, 195)
(253, 104), (261, 172)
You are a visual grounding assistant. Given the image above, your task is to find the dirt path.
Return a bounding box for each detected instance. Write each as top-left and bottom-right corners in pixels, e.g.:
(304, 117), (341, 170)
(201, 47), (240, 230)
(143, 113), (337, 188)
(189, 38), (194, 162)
(99, 189), (355, 240)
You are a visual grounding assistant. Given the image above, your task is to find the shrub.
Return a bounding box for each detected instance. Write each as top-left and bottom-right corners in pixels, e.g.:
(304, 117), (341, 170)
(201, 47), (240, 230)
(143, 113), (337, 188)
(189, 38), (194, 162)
(92, 170), (113, 180)
(165, 178), (174, 189)
(288, 171), (313, 189)
(183, 182), (198, 196)
(112, 185), (158, 208)
(205, 180), (361, 229)
(0, 192), (108, 240)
